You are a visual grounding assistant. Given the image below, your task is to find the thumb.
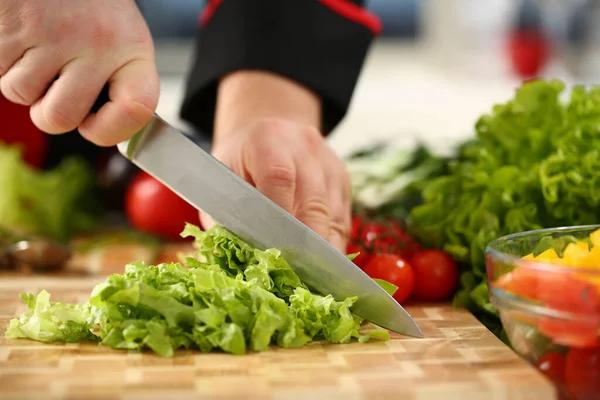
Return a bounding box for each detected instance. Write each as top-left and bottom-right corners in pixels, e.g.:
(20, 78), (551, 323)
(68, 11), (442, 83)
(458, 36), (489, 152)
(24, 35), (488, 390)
(79, 59), (159, 146)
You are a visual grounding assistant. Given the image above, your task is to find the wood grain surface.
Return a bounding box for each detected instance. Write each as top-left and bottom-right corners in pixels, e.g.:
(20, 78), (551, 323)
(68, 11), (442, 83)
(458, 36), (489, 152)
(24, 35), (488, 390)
(0, 240), (556, 400)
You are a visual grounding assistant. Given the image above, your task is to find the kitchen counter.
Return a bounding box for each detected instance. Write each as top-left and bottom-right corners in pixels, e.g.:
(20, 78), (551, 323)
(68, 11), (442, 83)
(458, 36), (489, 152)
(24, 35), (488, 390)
(0, 241), (556, 400)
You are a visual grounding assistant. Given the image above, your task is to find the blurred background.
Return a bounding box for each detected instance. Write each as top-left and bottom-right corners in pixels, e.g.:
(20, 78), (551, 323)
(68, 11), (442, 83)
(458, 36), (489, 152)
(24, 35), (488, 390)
(139, 0), (600, 157)
(3, 0), (600, 265)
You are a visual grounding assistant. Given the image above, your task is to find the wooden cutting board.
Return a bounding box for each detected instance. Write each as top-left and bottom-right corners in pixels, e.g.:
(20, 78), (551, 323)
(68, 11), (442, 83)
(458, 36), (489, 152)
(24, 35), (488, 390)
(0, 240), (556, 400)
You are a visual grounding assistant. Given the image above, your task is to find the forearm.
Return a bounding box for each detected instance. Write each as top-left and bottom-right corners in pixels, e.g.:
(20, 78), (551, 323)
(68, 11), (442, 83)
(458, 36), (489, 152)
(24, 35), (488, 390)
(180, 0), (380, 138)
(213, 70), (321, 141)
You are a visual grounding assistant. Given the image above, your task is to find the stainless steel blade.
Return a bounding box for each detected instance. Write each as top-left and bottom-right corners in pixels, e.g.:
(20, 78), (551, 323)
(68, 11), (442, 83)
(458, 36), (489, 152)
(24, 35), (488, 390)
(117, 115), (423, 338)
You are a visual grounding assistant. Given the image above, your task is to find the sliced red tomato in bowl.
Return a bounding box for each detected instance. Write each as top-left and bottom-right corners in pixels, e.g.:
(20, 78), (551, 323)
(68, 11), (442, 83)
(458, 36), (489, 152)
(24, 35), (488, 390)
(538, 318), (600, 349)
(362, 254), (415, 304)
(494, 267), (598, 314)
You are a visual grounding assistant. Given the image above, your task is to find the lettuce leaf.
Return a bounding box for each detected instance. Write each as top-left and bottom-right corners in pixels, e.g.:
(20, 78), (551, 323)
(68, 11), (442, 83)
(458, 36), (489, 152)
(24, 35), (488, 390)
(408, 79), (600, 341)
(373, 279), (399, 296)
(5, 224), (391, 356)
(0, 142), (101, 242)
(4, 290), (95, 343)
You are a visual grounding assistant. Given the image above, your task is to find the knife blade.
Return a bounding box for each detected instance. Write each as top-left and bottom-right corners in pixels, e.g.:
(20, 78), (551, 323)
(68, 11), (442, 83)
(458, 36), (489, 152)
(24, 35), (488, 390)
(115, 114), (423, 338)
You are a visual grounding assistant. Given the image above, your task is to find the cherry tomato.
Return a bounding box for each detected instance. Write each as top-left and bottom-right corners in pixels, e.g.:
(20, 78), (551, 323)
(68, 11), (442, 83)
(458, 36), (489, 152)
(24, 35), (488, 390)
(0, 93), (47, 168)
(385, 221), (421, 254)
(363, 254), (415, 304)
(360, 220), (422, 260)
(350, 215), (364, 239)
(536, 351), (566, 385)
(408, 250), (459, 301)
(565, 347), (600, 400)
(387, 219), (408, 235)
(125, 171), (202, 241)
(376, 234), (422, 260)
(360, 222), (387, 249)
(346, 242), (372, 269)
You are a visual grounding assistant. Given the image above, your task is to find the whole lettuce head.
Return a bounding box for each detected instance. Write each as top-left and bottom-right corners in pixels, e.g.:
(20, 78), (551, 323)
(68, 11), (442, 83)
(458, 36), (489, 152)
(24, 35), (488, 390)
(409, 80), (600, 339)
(0, 142), (101, 242)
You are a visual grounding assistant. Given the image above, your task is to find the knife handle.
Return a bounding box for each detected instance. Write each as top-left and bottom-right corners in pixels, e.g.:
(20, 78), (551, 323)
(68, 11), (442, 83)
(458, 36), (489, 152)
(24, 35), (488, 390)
(90, 84), (111, 114)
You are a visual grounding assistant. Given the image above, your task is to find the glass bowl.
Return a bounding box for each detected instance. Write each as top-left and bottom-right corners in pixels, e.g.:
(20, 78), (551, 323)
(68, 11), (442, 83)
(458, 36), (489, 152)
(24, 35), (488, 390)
(486, 225), (600, 400)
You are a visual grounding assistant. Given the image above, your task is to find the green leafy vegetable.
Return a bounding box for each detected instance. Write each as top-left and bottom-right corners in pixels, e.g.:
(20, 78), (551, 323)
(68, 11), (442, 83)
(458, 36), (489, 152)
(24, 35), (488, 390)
(408, 79), (600, 340)
(5, 224), (391, 356)
(5, 290), (95, 343)
(0, 142), (101, 243)
(346, 144), (448, 220)
(373, 279), (399, 296)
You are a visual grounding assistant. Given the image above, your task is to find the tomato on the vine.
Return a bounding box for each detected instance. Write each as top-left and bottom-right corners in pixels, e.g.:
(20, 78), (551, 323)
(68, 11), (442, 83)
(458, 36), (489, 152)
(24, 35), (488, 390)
(360, 222), (387, 249)
(375, 235), (422, 260)
(535, 351), (566, 385)
(350, 215), (364, 239)
(565, 347), (600, 400)
(125, 171), (202, 241)
(409, 249), (459, 301)
(363, 254), (415, 304)
(359, 220), (422, 259)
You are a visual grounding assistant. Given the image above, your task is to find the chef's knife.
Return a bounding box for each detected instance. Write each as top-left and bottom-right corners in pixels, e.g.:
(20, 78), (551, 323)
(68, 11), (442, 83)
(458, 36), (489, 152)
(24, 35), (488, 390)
(92, 86), (423, 338)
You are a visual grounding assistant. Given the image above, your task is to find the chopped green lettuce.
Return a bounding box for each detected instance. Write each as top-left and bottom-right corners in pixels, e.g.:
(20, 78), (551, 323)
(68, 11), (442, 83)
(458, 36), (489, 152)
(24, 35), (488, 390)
(373, 279), (399, 296)
(5, 224), (391, 357)
(5, 290), (96, 343)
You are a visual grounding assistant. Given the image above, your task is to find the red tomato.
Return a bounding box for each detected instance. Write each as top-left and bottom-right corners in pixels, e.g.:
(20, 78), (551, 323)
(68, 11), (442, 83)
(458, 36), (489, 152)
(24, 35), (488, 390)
(0, 93), (47, 168)
(536, 351), (566, 385)
(125, 171), (202, 241)
(408, 250), (459, 301)
(360, 222), (387, 249)
(350, 215), (364, 239)
(565, 347), (600, 400)
(377, 235), (422, 261)
(346, 242), (372, 269)
(507, 29), (550, 79)
(539, 318), (600, 349)
(495, 268), (598, 314)
(363, 254), (415, 304)
(360, 221), (422, 260)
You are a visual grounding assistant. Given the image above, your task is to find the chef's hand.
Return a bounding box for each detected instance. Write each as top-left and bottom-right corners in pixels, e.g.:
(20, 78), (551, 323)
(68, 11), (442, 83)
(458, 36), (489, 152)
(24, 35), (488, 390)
(200, 71), (352, 253)
(0, 0), (159, 146)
